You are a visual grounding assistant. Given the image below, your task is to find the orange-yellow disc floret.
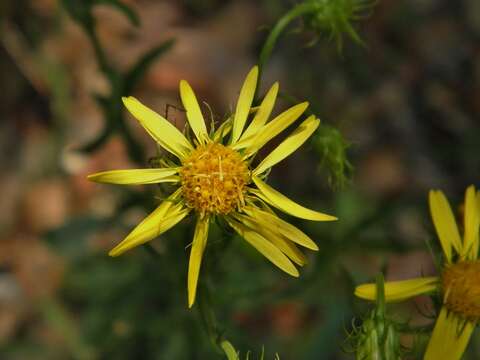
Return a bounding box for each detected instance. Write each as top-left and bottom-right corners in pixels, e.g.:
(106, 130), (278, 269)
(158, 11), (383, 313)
(180, 143), (250, 215)
(442, 261), (480, 321)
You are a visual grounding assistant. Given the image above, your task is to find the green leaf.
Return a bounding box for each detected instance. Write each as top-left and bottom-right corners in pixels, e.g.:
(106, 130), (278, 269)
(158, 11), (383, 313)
(124, 39), (175, 94)
(61, 0), (94, 25)
(94, 0), (140, 27)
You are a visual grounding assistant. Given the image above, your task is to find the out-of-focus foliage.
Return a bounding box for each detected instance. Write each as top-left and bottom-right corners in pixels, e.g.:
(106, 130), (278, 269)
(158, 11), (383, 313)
(62, 0), (174, 163)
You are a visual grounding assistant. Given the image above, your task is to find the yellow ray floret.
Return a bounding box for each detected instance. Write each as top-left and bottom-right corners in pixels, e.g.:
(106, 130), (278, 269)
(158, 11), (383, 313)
(239, 82), (279, 142)
(188, 216), (209, 308)
(122, 96), (192, 159)
(179, 80), (209, 145)
(424, 307), (476, 360)
(253, 115), (320, 176)
(231, 66), (258, 144)
(252, 176), (337, 221)
(242, 206), (319, 250)
(232, 213), (307, 266)
(428, 190), (462, 262)
(226, 218), (299, 277)
(462, 185), (480, 259)
(88, 168), (180, 185)
(355, 277), (439, 302)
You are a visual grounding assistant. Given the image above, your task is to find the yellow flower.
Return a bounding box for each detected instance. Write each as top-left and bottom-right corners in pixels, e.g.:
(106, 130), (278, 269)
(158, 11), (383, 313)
(355, 186), (480, 360)
(88, 66), (337, 307)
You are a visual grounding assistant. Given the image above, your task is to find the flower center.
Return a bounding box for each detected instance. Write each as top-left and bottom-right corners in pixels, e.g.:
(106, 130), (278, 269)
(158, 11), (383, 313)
(442, 261), (480, 321)
(179, 143), (250, 215)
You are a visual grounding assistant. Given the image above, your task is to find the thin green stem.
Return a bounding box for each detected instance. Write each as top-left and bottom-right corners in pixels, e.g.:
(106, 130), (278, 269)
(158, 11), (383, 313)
(258, 2), (318, 85)
(83, 24), (112, 78)
(77, 16), (145, 163)
(197, 281), (223, 354)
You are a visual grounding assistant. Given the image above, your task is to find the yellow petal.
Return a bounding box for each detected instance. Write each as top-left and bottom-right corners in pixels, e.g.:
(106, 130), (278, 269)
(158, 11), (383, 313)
(109, 193), (189, 256)
(429, 190), (462, 262)
(243, 206), (319, 250)
(230, 66), (259, 144)
(252, 176), (337, 222)
(227, 218), (299, 277)
(187, 216), (210, 308)
(213, 117), (233, 143)
(179, 80), (209, 144)
(474, 191), (480, 258)
(243, 102), (309, 157)
(253, 116), (320, 176)
(462, 185), (479, 260)
(234, 213), (307, 266)
(239, 82), (279, 142)
(122, 96), (193, 159)
(87, 168), (179, 185)
(424, 307), (475, 360)
(354, 277), (439, 302)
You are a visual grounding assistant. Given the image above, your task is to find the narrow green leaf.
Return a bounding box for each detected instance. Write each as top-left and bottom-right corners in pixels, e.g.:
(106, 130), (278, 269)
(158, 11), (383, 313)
(61, 0), (94, 25)
(94, 0), (140, 27)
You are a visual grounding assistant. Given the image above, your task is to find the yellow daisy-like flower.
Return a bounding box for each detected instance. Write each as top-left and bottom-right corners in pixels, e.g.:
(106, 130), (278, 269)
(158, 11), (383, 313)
(88, 66), (337, 308)
(355, 185), (480, 360)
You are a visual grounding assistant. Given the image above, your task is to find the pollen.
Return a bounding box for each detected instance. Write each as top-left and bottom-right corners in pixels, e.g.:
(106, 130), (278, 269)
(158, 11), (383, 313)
(442, 261), (480, 321)
(180, 143), (250, 215)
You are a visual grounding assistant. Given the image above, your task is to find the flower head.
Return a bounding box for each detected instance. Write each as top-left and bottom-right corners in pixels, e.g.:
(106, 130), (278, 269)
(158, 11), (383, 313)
(88, 66), (337, 307)
(354, 186), (480, 359)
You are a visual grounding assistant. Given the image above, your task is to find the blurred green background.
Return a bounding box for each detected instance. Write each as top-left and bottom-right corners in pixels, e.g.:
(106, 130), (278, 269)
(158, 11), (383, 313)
(1, 0), (479, 359)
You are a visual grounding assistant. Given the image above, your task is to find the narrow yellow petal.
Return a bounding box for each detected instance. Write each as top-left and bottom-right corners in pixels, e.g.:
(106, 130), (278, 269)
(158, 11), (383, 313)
(187, 216), (210, 308)
(474, 191), (480, 258)
(424, 307), (475, 360)
(253, 116), (320, 176)
(233, 213), (307, 266)
(462, 185), (479, 260)
(179, 80), (208, 144)
(243, 102), (309, 157)
(227, 218), (299, 277)
(252, 176), (337, 222)
(239, 82), (279, 142)
(109, 192), (189, 256)
(213, 118), (233, 143)
(429, 190), (462, 262)
(230, 66), (259, 144)
(87, 168), (179, 185)
(122, 97), (193, 159)
(243, 206), (319, 250)
(354, 277), (439, 302)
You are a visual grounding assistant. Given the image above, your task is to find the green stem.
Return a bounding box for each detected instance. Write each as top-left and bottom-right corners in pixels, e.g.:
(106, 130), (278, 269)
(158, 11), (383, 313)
(83, 24), (112, 78)
(79, 17), (145, 163)
(258, 2), (318, 83)
(197, 281), (223, 354)
(374, 274), (385, 321)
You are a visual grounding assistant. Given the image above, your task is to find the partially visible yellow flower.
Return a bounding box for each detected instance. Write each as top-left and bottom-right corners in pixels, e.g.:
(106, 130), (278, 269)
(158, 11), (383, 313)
(355, 186), (480, 360)
(88, 66), (337, 308)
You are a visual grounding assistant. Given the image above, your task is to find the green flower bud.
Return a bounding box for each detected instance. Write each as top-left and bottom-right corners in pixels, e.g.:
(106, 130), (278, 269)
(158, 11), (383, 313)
(303, 0), (377, 50)
(351, 275), (403, 360)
